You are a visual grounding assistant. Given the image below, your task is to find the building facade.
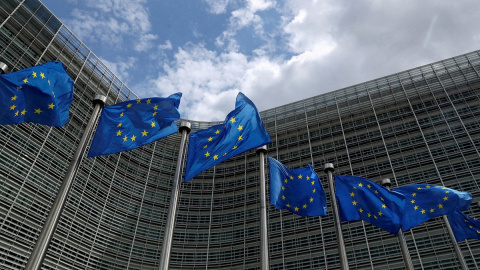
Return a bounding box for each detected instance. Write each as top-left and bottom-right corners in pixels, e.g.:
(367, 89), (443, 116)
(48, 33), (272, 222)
(1, 0), (480, 269)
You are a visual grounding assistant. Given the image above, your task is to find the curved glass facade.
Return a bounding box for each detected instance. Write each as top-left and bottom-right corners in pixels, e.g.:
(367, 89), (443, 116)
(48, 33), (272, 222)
(1, 0), (480, 269)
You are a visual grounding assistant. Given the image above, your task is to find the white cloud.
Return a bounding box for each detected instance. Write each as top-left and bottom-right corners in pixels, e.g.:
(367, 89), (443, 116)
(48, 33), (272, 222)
(100, 57), (138, 83)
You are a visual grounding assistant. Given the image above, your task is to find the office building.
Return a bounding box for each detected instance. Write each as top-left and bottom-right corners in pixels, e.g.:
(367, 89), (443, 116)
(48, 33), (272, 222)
(0, 0), (480, 269)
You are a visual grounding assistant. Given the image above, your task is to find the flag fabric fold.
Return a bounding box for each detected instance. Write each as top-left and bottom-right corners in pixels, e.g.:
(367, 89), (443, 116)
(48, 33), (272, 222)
(184, 92), (271, 182)
(87, 93), (182, 157)
(448, 210), (480, 242)
(268, 156), (327, 217)
(392, 184), (472, 231)
(0, 61), (74, 127)
(334, 175), (405, 235)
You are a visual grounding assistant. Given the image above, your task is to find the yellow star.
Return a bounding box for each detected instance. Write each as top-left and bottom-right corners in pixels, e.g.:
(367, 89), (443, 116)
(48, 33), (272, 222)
(230, 118), (236, 123)
(286, 204), (290, 207)
(378, 211), (383, 216)
(367, 184), (371, 188)
(313, 188), (316, 193)
(32, 71), (37, 78)
(282, 195), (285, 200)
(14, 110), (19, 116)
(142, 130), (148, 136)
(281, 186), (285, 191)
(414, 205), (418, 210)
(380, 197), (384, 201)
(120, 112), (124, 117)
(11, 95), (17, 101)
(426, 185), (430, 188)
(307, 176), (310, 180)
(358, 183), (363, 187)
(430, 209), (434, 213)
(16, 86), (21, 89)
(310, 197), (314, 203)
(374, 215), (378, 219)
(23, 78), (28, 83)
(205, 152), (210, 157)
(48, 80), (51, 85)
(417, 187), (422, 190)
(223, 153), (227, 156)
(153, 105), (158, 110)
(298, 174), (302, 179)
(350, 192), (354, 197)
(215, 130), (220, 134)
(131, 135), (136, 141)
(303, 204), (307, 209)
(34, 108), (42, 114)
(40, 72), (45, 79)
(311, 181), (315, 185)
(146, 99), (151, 104)
(238, 125), (243, 131)
(232, 146), (238, 150)
(123, 135), (128, 142)
(412, 192), (416, 197)
(153, 111), (157, 116)
(213, 155), (218, 160)
(203, 145), (208, 149)
(208, 137), (213, 142)
(421, 209), (426, 214)
(352, 200), (357, 206)
(382, 204), (386, 208)
(151, 122), (156, 128)
(359, 208), (364, 213)
(368, 213), (372, 217)
(48, 103), (55, 109)
(374, 190), (379, 194)
(284, 179), (288, 184)
(21, 109), (27, 115)
(294, 207), (299, 212)
(116, 130), (122, 136)
(117, 123), (122, 127)
(127, 103), (132, 108)
(10, 104), (16, 110)
(443, 196), (448, 201)
(445, 191), (450, 194)
(137, 99), (141, 104)
(238, 135), (243, 141)
(438, 204), (443, 209)
(411, 199), (415, 204)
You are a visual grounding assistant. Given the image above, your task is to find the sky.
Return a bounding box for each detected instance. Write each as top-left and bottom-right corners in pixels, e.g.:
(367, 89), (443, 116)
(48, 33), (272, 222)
(40, 0), (480, 121)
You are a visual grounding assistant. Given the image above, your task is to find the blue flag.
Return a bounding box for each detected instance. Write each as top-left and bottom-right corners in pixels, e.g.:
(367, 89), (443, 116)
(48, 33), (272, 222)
(184, 93), (271, 182)
(268, 157), (327, 217)
(87, 93), (182, 157)
(393, 184), (472, 231)
(448, 210), (480, 242)
(0, 61), (74, 127)
(334, 175), (405, 235)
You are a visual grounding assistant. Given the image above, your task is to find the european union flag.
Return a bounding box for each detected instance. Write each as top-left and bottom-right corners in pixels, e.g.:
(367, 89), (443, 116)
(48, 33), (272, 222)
(184, 93), (271, 182)
(268, 157), (327, 216)
(335, 175), (405, 235)
(448, 210), (480, 242)
(393, 184), (472, 231)
(87, 93), (182, 157)
(0, 61), (74, 127)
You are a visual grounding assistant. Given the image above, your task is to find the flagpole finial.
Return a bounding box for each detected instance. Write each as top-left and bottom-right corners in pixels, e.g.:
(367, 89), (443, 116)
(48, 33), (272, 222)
(0, 62), (9, 74)
(324, 163), (334, 173)
(93, 95), (107, 106)
(256, 145), (267, 154)
(179, 121), (191, 133)
(381, 178), (392, 188)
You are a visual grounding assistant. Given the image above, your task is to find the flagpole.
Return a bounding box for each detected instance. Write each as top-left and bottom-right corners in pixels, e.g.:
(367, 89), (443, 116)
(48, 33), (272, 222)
(158, 121), (191, 270)
(0, 61), (8, 74)
(25, 94), (107, 270)
(380, 179), (414, 270)
(256, 145), (270, 270)
(443, 215), (468, 270)
(324, 163), (349, 270)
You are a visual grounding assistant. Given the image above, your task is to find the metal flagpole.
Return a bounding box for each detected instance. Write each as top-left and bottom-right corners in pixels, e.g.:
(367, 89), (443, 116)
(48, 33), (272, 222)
(443, 215), (468, 270)
(380, 179), (414, 270)
(256, 145), (270, 270)
(158, 121), (191, 270)
(324, 163), (349, 270)
(0, 61), (9, 74)
(26, 94), (107, 270)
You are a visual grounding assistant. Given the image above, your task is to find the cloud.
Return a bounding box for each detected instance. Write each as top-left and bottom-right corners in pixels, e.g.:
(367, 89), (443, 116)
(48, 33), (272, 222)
(62, 0), (157, 52)
(100, 57), (138, 83)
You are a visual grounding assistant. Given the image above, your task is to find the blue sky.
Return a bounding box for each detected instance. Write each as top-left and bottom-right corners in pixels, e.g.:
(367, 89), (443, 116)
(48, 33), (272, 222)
(40, 0), (480, 121)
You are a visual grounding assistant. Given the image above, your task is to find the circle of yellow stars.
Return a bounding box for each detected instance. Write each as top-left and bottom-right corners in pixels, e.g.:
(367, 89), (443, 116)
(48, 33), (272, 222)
(408, 185), (451, 215)
(280, 173), (316, 213)
(202, 117), (244, 161)
(116, 99), (159, 143)
(350, 182), (388, 220)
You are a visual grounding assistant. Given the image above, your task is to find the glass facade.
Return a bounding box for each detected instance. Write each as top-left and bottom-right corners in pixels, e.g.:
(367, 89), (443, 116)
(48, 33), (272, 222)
(1, 0), (480, 269)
